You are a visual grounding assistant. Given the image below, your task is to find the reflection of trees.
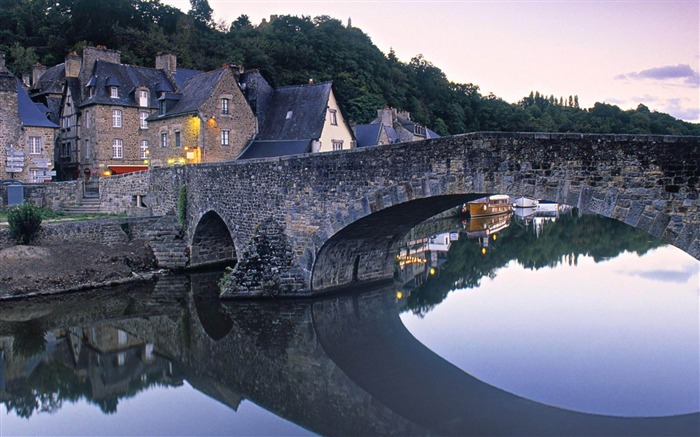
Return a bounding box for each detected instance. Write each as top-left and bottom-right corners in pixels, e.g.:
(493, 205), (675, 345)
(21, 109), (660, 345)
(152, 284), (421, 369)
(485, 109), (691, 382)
(11, 320), (47, 358)
(405, 212), (662, 316)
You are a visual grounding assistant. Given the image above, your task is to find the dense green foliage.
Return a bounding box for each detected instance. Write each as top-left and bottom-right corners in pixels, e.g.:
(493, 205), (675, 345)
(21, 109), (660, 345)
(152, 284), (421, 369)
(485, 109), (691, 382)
(1, 0), (698, 134)
(403, 211), (662, 316)
(7, 202), (43, 244)
(177, 185), (187, 226)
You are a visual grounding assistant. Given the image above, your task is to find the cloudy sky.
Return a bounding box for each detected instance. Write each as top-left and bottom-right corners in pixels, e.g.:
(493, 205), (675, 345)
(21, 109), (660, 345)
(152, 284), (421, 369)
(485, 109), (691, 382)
(164, 0), (699, 122)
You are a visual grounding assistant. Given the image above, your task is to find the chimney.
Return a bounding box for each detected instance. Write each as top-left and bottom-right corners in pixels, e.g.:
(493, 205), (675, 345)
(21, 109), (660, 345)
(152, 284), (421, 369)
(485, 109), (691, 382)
(65, 51), (81, 78)
(32, 63), (46, 86)
(156, 51), (177, 73)
(80, 46), (120, 84)
(378, 107), (393, 128)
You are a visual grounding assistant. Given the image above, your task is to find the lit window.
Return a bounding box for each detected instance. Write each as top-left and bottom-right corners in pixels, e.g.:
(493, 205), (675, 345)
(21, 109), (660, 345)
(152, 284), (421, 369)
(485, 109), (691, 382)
(221, 129), (230, 146)
(139, 90), (148, 107)
(113, 139), (123, 158)
(329, 109), (337, 125)
(110, 86), (119, 98)
(161, 132), (168, 148)
(29, 136), (41, 154)
(175, 131), (181, 148)
(140, 140), (149, 159)
(112, 109), (122, 128)
(221, 98), (229, 114)
(140, 111), (148, 129)
(332, 140), (343, 151)
(286, 110), (293, 119)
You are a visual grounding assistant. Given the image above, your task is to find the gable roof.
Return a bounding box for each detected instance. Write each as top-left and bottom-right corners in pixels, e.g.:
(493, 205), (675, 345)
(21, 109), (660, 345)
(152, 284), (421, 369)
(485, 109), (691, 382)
(158, 68), (228, 118)
(255, 81), (332, 141)
(173, 68), (202, 87)
(17, 79), (58, 128)
(81, 60), (173, 108)
(354, 123), (382, 147)
(238, 139), (311, 160)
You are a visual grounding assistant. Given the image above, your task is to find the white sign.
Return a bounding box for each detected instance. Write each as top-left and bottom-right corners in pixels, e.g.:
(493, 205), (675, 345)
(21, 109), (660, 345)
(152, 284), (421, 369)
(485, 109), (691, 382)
(6, 151), (24, 157)
(33, 162), (50, 169)
(46, 171), (57, 176)
(6, 167), (23, 173)
(31, 158), (51, 163)
(6, 157), (25, 163)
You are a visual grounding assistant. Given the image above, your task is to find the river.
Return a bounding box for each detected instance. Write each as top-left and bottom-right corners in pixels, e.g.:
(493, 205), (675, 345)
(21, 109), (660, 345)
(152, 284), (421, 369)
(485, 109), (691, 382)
(1, 207), (698, 436)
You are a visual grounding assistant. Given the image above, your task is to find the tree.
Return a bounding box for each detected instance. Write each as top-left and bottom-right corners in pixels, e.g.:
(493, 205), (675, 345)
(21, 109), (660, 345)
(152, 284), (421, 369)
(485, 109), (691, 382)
(188, 0), (212, 26)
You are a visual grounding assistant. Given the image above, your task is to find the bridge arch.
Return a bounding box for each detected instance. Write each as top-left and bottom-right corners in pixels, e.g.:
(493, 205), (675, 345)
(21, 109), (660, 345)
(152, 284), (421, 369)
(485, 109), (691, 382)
(190, 210), (237, 269)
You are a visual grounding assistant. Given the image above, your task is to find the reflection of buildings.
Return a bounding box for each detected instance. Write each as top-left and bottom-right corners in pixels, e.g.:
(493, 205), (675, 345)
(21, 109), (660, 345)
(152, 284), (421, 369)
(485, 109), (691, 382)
(396, 231), (459, 288)
(0, 324), (183, 417)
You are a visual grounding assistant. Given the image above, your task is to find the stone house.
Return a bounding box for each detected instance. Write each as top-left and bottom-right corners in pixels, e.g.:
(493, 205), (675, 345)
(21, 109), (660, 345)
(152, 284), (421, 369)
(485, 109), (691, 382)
(238, 79), (355, 159)
(0, 52), (58, 183)
(354, 107), (440, 147)
(146, 66), (256, 167)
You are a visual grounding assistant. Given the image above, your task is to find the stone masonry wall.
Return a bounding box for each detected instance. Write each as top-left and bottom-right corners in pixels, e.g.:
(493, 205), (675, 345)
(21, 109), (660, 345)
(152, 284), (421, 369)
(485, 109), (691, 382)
(167, 132), (699, 295)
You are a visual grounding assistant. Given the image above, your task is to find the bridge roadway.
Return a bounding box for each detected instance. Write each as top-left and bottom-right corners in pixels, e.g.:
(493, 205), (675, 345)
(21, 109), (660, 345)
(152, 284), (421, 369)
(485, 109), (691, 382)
(139, 132), (699, 296)
(0, 274), (697, 435)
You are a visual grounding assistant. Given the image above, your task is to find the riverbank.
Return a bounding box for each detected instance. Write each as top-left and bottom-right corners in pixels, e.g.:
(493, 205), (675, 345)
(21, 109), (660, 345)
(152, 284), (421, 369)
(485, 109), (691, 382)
(0, 239), (159, 299)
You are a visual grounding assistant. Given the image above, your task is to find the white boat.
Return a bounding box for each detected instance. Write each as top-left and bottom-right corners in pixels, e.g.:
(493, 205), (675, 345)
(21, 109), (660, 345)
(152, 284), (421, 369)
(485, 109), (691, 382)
(513, 196), (539, 208)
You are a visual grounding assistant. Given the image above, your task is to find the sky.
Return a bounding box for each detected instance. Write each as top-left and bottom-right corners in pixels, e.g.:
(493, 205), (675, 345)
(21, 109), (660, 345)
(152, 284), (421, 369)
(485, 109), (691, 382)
(163, 0), (700, 122)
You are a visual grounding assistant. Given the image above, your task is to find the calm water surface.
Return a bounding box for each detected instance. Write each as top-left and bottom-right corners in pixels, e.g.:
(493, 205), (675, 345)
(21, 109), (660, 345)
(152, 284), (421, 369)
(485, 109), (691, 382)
(1, 208), (698, 436)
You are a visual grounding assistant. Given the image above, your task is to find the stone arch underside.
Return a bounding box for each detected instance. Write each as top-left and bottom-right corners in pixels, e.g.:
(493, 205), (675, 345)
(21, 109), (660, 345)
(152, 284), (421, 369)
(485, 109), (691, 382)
(190, 210), (237, 269)
(311, 194), (483, 291)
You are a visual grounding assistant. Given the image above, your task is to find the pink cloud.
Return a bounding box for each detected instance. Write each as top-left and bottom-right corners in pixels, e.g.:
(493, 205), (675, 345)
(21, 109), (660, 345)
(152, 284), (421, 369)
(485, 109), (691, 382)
(615, 64), (700, 87)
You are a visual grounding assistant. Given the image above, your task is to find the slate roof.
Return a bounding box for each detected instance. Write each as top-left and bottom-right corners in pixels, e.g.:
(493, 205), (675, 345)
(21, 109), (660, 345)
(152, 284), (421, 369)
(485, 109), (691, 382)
(29, 63), (65, 97)
(238, 140), (311, 160)
(173, 68), (202, 87)
(255, 81), (332, 141)
(81, 60), (173, 108)
(355, 123), (382, 147)
(158, 69), (227, 119)
(16, 79), (58, 128)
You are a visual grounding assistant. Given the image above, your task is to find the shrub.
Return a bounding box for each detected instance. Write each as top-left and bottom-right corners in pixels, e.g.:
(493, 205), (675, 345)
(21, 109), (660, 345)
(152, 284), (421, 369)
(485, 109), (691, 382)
(7, 202), (43, 244)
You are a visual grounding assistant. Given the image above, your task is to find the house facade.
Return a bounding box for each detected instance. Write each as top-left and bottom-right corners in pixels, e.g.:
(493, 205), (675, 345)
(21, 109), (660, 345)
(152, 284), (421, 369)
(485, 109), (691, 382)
(0, 52), (58, 183)
(147, 66), (257, 167)
(355, 107), (440, 148)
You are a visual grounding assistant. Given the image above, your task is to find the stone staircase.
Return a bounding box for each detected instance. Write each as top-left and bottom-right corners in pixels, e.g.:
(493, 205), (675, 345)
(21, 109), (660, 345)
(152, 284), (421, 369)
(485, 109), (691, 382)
(145, 213), (189, 269)
(61, 197), (102, 214)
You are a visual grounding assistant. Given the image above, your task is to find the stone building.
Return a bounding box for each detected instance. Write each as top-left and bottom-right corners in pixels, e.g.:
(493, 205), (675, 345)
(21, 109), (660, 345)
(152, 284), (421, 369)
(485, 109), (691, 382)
(146, 66), (256, 167)
(238, 80), (355, 159)
(0, 52), (58, 183)
(354, 107), (440, 148)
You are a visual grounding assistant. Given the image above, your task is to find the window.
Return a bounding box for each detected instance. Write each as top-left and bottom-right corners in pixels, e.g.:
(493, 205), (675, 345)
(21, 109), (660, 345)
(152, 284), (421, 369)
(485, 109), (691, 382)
(329, 109), (338, 125)
(414, 125), (426, 136)
(140, 140), (149, 159)
(88, 87), (94, 98)
(112, 109), (122, 128)
(175, 131), (181, 148)
(29, 136), (41, 154)
(110, 86), (119, 98)
(221, 129), (230, 146)
(140, 111), (148, 129)
(85, 139), (90, 160)
(159, 100), (166, 115)
(286, 110), (293, 120)
(139, 90), (148, 107)
(221, 98), (229, 114)
(161, 132), (168, 148)
(85, 111), (91, 128)
(332, 140), (343, 151)
(113, 139), (123, 158)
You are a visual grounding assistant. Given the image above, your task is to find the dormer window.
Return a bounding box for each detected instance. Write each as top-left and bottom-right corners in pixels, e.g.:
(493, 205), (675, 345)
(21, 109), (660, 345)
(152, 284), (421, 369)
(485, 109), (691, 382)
(110, 86), (119, 98)
(221, 98), (229, 114)
(286, 110), (293, 120)
(414, 125), (426, 136)
(88, 87), (95, 98)
(139, 89), (149, 107)
(159, 100), (166, 115)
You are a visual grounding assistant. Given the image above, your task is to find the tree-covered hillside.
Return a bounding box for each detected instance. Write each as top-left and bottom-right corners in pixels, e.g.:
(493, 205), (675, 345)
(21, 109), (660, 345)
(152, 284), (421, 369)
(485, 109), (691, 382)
(2, 0), (698, 135)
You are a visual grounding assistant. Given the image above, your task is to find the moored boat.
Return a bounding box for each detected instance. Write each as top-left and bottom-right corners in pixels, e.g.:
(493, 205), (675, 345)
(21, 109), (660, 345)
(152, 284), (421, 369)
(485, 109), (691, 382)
(513, 196), (539, 208)
(467, 195), (512, 217)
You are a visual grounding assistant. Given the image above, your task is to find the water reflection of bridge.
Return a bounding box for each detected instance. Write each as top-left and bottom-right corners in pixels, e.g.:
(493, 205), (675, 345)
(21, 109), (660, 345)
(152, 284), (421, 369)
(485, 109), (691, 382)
(0, 275), (697, 435)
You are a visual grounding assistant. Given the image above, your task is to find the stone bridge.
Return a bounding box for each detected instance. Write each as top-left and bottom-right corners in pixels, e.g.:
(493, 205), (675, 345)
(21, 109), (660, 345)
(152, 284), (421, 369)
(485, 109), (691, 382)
(141, 132), (699, 296)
